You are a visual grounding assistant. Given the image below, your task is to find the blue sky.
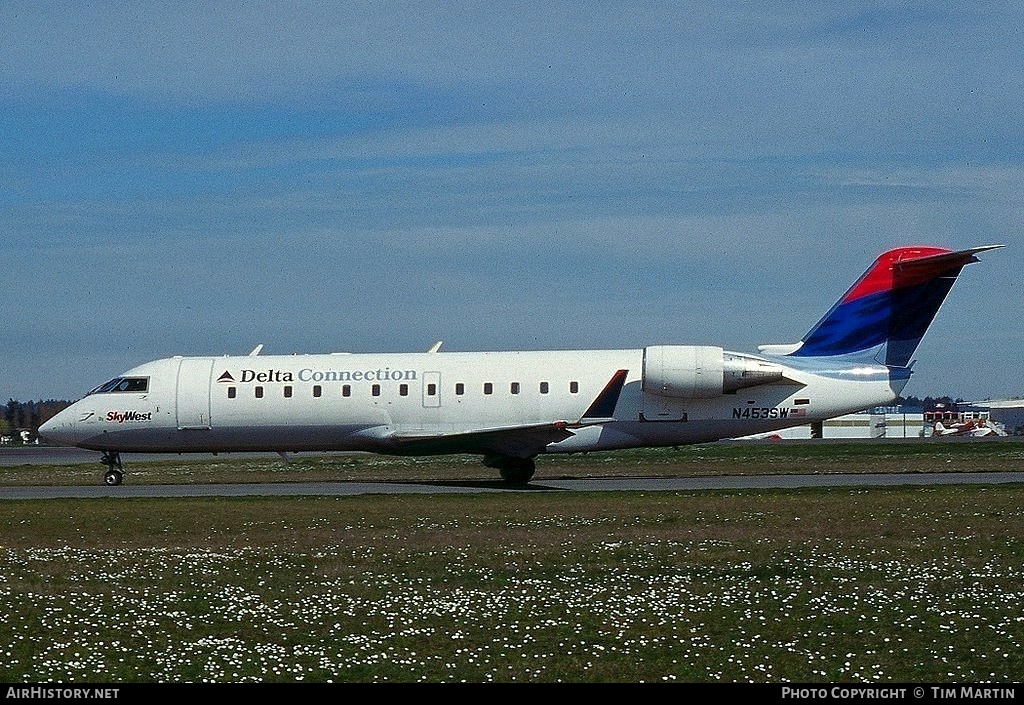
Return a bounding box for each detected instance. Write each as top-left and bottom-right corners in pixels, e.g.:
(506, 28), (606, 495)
(3, 2), (1021, 402)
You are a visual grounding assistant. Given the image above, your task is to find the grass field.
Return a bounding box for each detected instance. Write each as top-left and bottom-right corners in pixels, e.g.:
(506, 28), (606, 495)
(1, 441), (1023, 683)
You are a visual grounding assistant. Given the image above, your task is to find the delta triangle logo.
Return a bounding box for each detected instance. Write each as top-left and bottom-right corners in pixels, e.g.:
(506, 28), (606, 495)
(217, 371), (235, 383)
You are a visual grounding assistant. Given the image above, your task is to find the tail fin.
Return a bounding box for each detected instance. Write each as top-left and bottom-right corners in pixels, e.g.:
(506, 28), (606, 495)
(760, 245), (1002, 367)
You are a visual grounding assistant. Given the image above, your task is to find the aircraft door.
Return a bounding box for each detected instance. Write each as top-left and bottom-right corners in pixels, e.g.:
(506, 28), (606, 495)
(176, 358), (214, 429)
(422, 371), (441, 408)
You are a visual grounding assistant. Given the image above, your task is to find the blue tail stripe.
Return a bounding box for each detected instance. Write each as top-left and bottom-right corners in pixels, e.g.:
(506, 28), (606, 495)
(884, 274), (957, 367)
(792, 273), (961, 365)
(793, 291), (890, 357)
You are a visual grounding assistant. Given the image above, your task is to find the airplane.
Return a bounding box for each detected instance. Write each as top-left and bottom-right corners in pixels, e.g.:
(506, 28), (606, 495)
(39, 244), (1002, 486)
(933, 419), (1007, 437)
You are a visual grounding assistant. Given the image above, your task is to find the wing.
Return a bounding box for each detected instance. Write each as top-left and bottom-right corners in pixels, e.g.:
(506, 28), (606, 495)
(387, 369), (629, 459)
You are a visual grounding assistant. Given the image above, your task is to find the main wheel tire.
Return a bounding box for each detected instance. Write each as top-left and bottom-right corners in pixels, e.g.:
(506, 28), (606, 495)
(499, 459), (535, 485)
(104, 469), (123, 486)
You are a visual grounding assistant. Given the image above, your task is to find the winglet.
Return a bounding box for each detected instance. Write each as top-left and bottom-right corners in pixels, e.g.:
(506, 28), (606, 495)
(580, 369), (629, 421)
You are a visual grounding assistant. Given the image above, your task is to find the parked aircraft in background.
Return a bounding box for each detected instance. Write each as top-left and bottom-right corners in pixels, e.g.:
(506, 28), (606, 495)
(39, 245), (1001, 486)
(933, 419), (1007, 437)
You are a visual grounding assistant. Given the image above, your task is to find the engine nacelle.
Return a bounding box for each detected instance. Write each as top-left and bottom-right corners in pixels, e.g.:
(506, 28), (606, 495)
(642, 345), (787, 398)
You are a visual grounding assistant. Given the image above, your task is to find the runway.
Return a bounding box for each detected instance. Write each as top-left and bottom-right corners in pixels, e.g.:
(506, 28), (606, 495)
(0, 446), (279, 466)
(5, 445), (1023, 499)
(3, 471), (1024, 499)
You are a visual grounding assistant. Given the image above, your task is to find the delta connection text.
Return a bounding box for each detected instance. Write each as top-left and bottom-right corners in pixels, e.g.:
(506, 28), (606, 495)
(781, 686), (1015, 699)
(229, 367), (418, 383)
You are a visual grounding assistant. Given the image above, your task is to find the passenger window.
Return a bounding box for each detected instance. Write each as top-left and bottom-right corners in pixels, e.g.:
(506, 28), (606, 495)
(540, 382), (549, 394)
(227, 387), (236, 399)
(313, 385), (322, 398)
(570, 381), (579, 394)
(455, 383), (465, 395)
(284, 386), (293, 398)
(484, 382), (493, 395)
(510, 382), (520, 394)
(427, 383), (437, 396)
(399, 384), (409, 396)
(342, 385), (351, 397)
(372, 384), (381, 397)
(255, 387), (264, 399)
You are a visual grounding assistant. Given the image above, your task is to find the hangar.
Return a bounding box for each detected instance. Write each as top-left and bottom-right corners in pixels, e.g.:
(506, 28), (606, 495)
(970, 399), (1024, 436)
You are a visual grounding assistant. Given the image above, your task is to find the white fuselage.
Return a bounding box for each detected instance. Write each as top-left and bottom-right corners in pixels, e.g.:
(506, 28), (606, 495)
(41, 348), (899, 456)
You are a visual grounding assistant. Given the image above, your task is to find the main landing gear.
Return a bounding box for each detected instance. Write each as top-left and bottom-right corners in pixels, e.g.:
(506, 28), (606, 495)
(485, 455), (536, 485)
(100, 451), (123, 486)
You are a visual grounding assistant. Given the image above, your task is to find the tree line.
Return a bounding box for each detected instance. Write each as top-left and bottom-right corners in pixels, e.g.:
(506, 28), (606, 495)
(892, 395), (964, 409)
(2, 399), (74, 442)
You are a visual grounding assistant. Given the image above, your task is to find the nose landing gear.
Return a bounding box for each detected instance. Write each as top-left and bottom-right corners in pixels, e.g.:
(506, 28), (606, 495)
(100, 451), (123, 486)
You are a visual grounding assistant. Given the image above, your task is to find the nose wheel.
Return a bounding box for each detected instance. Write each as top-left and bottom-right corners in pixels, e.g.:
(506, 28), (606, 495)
(101, 452), (123, 486)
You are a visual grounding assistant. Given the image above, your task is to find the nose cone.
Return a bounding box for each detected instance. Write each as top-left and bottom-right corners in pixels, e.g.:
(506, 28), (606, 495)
(38, 407), (90, 447)
(37, 415), (68, 445)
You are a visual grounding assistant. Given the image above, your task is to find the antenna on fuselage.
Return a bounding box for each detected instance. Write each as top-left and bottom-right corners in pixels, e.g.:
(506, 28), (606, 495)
(427, 341), (442, 353)
(249, 344), (264, 356)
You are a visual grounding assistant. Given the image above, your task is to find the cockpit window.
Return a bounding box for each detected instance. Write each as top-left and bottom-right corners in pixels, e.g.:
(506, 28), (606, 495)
(87, 377), (149, 395)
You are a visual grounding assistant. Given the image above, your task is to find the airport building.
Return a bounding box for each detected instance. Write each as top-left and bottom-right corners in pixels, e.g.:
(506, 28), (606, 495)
(970, 399), (1024, 436)
(737, 406), (924, 440)
(741, 402), (1021, 440)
